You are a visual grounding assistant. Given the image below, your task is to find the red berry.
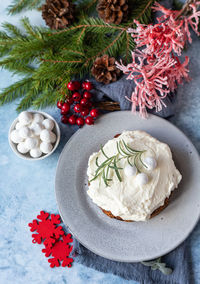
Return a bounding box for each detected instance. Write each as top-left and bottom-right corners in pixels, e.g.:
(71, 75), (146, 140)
(74, 104), (82, 113)
(90, 108), (99, 118)
(57, 101), (63, 109)
(76, 117), (84, 126)
(68, 115), (77, 125)
(67, 81), (76, 91)
(61, 102), (70, 114)
(80, 98), (89, 106)
(81, 108), (89, 116)
(82, 82), (86, 89)
(61, 115), (68, 124)
(66, 97), (74, 105)
(72, 92), (82, 102)
(83, 81), (93, 91)
(83, 91), (92, 99)
(85, 116), (94, 125)
(73, 81), (81, 90)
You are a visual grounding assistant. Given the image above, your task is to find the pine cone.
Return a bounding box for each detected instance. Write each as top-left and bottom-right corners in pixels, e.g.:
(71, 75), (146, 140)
(97, 0), (128, 25)
(91, 54), (121, 84)
(42, 0), (75, 30)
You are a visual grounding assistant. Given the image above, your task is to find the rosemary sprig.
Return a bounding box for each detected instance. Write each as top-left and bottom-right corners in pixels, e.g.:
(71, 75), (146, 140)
(89, 140), (146, 186)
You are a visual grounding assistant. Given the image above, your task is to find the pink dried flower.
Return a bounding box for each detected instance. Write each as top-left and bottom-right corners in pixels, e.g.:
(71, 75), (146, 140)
(117, 1), (199, 117)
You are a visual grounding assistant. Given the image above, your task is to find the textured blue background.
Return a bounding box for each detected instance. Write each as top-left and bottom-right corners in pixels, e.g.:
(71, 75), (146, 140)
(0, 2), (200, 284)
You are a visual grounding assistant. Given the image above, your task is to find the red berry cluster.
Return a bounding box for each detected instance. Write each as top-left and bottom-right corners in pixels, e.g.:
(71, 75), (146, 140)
(57, 80), (99, 127)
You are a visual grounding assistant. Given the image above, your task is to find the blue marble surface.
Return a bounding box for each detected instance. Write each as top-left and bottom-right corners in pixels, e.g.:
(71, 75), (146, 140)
(0, 2), (200, 284)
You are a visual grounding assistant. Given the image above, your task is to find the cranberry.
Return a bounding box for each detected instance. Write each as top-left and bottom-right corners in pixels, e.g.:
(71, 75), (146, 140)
(85, 116), (94, 125)
(72, 92), (82, 102)
(83, 91), (92, 99)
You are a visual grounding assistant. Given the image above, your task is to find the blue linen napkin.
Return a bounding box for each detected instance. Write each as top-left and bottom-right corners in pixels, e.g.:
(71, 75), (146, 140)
(57, 74), (189, 284)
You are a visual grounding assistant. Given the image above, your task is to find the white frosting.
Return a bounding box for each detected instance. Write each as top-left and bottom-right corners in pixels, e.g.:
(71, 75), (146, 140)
(136, 173), (148, 186)
(87, 131), (182, 221)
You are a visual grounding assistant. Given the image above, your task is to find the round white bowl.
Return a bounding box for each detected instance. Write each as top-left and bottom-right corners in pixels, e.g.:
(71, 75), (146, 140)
(8, 111), (60, 160)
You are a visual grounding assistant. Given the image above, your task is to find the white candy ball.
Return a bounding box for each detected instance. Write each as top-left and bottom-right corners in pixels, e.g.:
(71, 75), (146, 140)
(17, 142), (29, 154)
(30, 122), (44, 136)
(25, 137), (39, 150)
(136, 173), (149, 186)
(18, 111), (32, 125)
(124, 164), (137, 177)
(143, 157), (157, 170)
(42, 119), (54, 131)
(30, 148), (42, 158)
(15, 122), (24, 130)
(33, 113), (44, 124)
(10, 130), (23, 143)
(40, 142), (53, 154)
(18, 126), (32, 139)
(50, 132), (56, 143)
(40, 129), (56, 143)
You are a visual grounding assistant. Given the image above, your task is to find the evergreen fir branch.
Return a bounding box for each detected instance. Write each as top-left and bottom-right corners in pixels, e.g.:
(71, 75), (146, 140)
(0, 0), (155, 110)
(0, 77), (33, 105)
(7, 0), (44, 14)
(0, 57), (35, 74)
(1, 22), (24, 38)
(16, 85), (40, 111)
(76, 0), (98, 18)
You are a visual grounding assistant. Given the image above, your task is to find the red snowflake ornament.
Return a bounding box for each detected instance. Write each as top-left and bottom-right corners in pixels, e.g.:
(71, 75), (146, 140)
(28, 211), (64, 248)
(42, 234), (74, 268)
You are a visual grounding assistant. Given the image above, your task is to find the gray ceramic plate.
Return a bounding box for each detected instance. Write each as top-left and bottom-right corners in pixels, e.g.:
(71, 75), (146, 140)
(55, 111), (200, 262)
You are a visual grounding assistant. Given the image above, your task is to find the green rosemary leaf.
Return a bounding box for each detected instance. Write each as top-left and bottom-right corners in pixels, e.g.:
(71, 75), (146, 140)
(95, 157), (99, 167)
(113, 157), (122, 182)
(102, 168), (109, 186)
(138, 152), (148, 168)
(100, 144), (109, 159)
(109, 166), (123, 170)
(127, 157), (134, 167)
(118, 140), (130, 156)
(122, 139), (141, 153)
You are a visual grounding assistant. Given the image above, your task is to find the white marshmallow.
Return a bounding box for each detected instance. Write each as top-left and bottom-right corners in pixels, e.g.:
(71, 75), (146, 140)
(15, 122), (24, 130)
(143, 157), (157, 170)
(17, 142), (29, 154)
(30, 148), (42, 158)
(30, 122), (44, 136)
(10, 130), (23, 143)
(18, 111), (32, 125)
(136, 173), (149, 186)
(32, 113), (44, 124)
(40, 129), (56, 143)
(42, 119), (54, 131)
(124, 164), (137, 177)
(18, 126), (32, 139)
(40, 142), (53, 154)
(50, 132), (56, 143)
(25, 137), (39, 150)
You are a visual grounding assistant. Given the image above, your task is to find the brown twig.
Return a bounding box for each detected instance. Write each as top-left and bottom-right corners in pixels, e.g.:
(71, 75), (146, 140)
(95, 101), (120, 111)
(40, 58), (82, 63)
